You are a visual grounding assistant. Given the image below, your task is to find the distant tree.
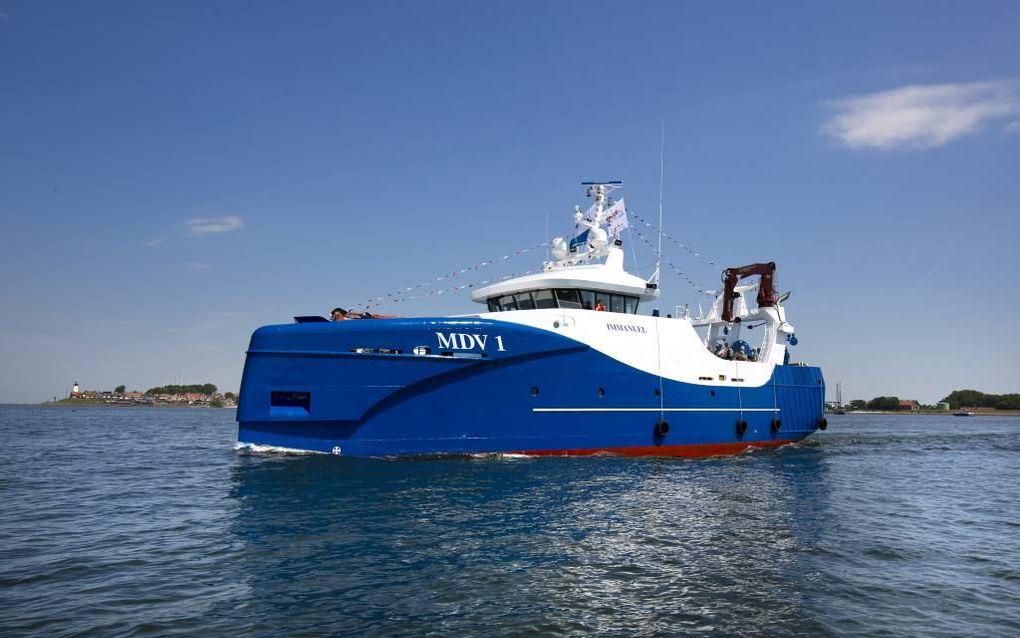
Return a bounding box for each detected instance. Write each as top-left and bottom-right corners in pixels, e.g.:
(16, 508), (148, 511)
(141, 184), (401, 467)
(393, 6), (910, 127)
(940, 389), (988, 409)
(940, 389), (1020, 410)
(114, 385), (126, 393)
(145, 383), (219, 396)
(224, 392), (236, 400)
(849, 399), (867, 410)
(999, 394), (1020, 410)
(210, 398), (224, 408)
(867, 396), (900, 411)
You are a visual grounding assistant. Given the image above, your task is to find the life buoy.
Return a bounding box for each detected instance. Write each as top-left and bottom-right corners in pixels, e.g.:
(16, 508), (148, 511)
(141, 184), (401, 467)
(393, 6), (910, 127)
(818, 417), (828, 430)
(655, 420), (670, 437)
(771, 418), (782, 433)
(736, 420), (748, 436)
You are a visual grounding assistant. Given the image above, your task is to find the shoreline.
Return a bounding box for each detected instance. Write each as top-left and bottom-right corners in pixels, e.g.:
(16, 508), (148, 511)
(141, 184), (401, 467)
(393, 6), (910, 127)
(830, 410), (1020, 417)
(37, 399), (235, 409)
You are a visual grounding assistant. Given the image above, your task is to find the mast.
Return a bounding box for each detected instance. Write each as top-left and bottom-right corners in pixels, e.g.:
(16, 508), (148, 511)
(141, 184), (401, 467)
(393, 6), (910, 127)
(655, 122), (664, 285)
(580, 181), (622, 223)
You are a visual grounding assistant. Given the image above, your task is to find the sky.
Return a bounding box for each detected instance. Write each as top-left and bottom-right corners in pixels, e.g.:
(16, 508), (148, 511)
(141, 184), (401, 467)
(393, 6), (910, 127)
(1, 1), (1019, 404)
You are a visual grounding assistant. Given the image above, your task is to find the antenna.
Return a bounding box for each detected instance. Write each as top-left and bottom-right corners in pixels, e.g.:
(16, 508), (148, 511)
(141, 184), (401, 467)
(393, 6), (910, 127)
(545, 210), (550, 261)
(654, 122), (665, 284)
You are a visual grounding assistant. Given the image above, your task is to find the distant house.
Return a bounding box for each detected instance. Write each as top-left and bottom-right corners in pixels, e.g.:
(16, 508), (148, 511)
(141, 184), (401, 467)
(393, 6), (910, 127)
(125, 391), (144, 400)
(899, 399), (920, 412)
(180, 392), (207, 403)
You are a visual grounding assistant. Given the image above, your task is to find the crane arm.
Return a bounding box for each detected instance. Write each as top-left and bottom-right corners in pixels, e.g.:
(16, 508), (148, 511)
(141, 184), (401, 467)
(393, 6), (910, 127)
(721, 262), (777, 322)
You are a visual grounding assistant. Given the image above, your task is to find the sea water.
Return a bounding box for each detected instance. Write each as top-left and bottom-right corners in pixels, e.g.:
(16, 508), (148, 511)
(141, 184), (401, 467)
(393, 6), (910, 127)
(0, 405), (1017, 637)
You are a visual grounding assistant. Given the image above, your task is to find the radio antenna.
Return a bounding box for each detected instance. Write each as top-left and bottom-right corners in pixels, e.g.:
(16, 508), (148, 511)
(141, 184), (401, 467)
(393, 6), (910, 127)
(654, 122), (665, 285)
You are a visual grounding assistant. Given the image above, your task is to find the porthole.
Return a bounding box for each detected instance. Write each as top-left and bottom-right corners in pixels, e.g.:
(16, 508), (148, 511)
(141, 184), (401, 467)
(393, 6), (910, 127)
(653, 388), (661, 397)
(597, 387), (605, 398)
(710, 390), (716, 397)
(530, 386), (539, 397)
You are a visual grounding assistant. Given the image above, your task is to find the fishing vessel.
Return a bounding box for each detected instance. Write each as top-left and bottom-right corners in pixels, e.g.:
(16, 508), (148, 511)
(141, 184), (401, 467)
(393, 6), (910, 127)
(236, 182), (826, 456)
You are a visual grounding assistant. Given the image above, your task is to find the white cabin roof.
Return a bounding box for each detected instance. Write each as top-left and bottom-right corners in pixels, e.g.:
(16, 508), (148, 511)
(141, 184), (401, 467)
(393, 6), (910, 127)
(471, 245), (660, 303)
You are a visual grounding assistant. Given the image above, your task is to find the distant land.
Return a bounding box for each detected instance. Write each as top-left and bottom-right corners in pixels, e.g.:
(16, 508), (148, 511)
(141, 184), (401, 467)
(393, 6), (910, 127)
(829, 389), (1020, 416)
(42, 383), (237, 409)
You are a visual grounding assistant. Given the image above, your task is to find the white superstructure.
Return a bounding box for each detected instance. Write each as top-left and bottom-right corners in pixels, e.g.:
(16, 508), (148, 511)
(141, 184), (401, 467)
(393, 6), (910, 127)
(472, 182), (797, 389)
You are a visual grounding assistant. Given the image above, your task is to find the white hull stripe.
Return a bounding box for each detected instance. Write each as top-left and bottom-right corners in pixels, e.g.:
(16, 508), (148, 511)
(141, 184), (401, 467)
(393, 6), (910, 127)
(533, 407), (780, 413)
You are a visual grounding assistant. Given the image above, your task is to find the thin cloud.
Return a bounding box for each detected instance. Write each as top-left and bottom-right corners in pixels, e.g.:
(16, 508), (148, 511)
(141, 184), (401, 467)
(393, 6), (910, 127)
(186, 215), (244, 235)
(822, 80), (1020, 150)
(1006, 120), (1020, 133)
(144, 237), (166, 247)
(185, 262), (211, 271)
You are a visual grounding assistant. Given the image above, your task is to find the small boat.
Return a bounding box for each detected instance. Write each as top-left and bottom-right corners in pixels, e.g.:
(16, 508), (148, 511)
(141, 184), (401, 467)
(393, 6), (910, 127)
(236, 182), (826, 457)
(953, 411), (974, 417)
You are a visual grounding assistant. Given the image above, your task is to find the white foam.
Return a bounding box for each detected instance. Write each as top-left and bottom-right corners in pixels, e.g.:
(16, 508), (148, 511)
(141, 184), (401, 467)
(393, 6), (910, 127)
(465, 452), (534, 461)
(234, 442), (325, 455)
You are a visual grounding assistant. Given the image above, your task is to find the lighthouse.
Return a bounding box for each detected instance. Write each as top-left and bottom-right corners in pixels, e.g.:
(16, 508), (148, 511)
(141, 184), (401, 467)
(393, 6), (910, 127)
(71, 381), (80, 397)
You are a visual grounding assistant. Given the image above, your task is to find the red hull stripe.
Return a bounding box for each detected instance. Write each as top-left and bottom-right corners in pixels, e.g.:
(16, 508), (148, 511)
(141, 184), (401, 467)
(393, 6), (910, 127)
(517, 439), (796, 458)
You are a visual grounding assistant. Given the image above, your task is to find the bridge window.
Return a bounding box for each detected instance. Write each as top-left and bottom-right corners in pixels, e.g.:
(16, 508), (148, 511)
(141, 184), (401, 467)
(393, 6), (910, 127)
(579, 290), (595, 310)
(486, 289), (640, 313)
(515, 291), (536, 310)
(554, 289), (582, 309)
(533, 289), (557, 309)
(609, 294), (624, 313)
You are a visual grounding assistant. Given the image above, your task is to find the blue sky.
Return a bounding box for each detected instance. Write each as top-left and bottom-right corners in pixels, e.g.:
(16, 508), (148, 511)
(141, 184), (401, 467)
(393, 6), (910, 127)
(1, 1), (1018, 404)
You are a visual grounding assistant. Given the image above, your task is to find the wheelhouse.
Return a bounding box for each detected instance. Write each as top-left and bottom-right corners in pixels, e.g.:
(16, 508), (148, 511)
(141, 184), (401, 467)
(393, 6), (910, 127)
(485, 288), (641, 314)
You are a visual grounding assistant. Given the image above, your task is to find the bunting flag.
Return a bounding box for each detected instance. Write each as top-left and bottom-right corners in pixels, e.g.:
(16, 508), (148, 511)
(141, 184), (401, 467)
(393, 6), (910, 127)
(358, 240), (550, 309)
(362, 269), (540, 309)
(358, 210), (718, 310)
(632, 228), (713, 295)
(629, 211), (721, 269)
(604, 198), (628, 235)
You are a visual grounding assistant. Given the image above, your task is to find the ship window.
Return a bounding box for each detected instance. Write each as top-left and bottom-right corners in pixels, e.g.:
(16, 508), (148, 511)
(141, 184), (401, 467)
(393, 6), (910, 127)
(609, 294), (625, 313)
(625, 296), (639, 314)
(270, 391), (311, 417)
(554, 289), (582, 309)
(487, 299), (499, 312)
(498, 295), (517, 311)
(515, 291), (536, 310)
(579, 290), (595, 310)
(271, 391), (310, 408)
(533, 289), (556, 309)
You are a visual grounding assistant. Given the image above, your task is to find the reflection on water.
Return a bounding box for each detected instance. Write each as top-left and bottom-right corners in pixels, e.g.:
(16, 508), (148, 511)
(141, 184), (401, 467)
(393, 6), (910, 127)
(1, 407), (1018, 637)
(227, 444), (837, 636)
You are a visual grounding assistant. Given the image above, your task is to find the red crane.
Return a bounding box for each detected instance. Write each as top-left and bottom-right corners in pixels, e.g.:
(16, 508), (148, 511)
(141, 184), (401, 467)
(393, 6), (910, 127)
(721, 262), (777, 322)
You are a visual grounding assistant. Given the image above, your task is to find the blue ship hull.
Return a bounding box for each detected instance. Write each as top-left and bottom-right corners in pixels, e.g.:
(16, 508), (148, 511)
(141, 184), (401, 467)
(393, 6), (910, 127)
(236, 318), (825, 457)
